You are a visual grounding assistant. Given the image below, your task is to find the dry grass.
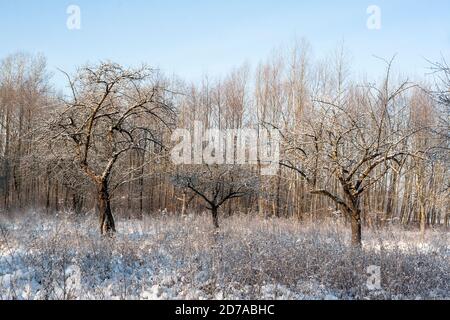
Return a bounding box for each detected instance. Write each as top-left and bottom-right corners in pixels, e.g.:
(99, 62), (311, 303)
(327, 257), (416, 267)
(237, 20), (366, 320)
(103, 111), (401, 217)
(0, 212), (448, 300)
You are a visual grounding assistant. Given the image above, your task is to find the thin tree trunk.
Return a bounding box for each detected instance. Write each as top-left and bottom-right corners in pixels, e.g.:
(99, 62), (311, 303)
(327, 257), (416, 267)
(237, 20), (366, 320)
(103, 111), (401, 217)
(180, 191), (187, 216)
(3, 106), (10, 211)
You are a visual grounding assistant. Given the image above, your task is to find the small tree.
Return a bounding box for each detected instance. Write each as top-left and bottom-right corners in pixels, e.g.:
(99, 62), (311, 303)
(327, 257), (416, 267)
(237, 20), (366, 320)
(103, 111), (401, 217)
(173, 165), (258, 228)
(50, 62), (174, 235)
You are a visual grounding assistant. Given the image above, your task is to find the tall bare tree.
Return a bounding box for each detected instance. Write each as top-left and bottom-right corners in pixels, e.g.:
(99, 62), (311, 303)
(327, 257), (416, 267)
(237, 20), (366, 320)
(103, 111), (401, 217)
(50, 62), (175, 234)
(279, 59), (425, 246)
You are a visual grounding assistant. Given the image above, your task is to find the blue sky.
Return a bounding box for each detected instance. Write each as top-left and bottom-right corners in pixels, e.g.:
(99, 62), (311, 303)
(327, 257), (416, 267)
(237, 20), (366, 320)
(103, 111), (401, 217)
(0, 0), (449, 89)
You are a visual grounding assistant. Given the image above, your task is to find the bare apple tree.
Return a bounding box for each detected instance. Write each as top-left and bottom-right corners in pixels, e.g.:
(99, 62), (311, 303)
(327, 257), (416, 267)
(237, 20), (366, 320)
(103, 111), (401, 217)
(172, 165), (258, 228)
(49, 62), (175, 235)
(279, 59), (425, 247)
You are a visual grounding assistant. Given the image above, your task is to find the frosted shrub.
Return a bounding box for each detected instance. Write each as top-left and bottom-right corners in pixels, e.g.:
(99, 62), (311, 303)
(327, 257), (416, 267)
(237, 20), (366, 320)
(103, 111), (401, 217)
(0, 213), (448, 300)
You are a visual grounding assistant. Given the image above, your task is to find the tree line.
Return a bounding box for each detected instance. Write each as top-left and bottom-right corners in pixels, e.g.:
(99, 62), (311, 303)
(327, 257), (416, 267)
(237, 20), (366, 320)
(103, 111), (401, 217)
(0, 42), (448, 246)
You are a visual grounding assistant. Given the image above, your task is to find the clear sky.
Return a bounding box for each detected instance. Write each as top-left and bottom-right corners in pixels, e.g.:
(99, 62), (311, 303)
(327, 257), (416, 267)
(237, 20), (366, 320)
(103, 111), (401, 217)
(1, 0), (449, 89)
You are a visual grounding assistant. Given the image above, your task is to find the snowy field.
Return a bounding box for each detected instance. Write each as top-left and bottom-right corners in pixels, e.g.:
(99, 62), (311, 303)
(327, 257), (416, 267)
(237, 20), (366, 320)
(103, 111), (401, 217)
(0, 212), (449, 300)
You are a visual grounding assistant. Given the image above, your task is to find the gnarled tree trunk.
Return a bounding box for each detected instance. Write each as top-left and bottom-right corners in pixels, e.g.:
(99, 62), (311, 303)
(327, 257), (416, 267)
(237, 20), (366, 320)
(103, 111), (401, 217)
(350, 208), (362, 247)
(97, 181), (116, 236)
(211, 206), (219, 229)
(72, 192), (84, 215)
(346, 192), (363, 248)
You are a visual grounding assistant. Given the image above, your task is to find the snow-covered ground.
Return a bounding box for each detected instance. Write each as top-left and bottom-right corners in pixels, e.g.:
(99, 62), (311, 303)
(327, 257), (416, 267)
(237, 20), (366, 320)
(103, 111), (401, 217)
(0, 212), (448, 300)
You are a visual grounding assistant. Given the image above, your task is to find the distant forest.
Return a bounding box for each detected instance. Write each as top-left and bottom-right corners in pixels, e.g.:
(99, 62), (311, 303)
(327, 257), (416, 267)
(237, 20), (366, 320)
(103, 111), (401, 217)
(0, 43), (449, 246)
